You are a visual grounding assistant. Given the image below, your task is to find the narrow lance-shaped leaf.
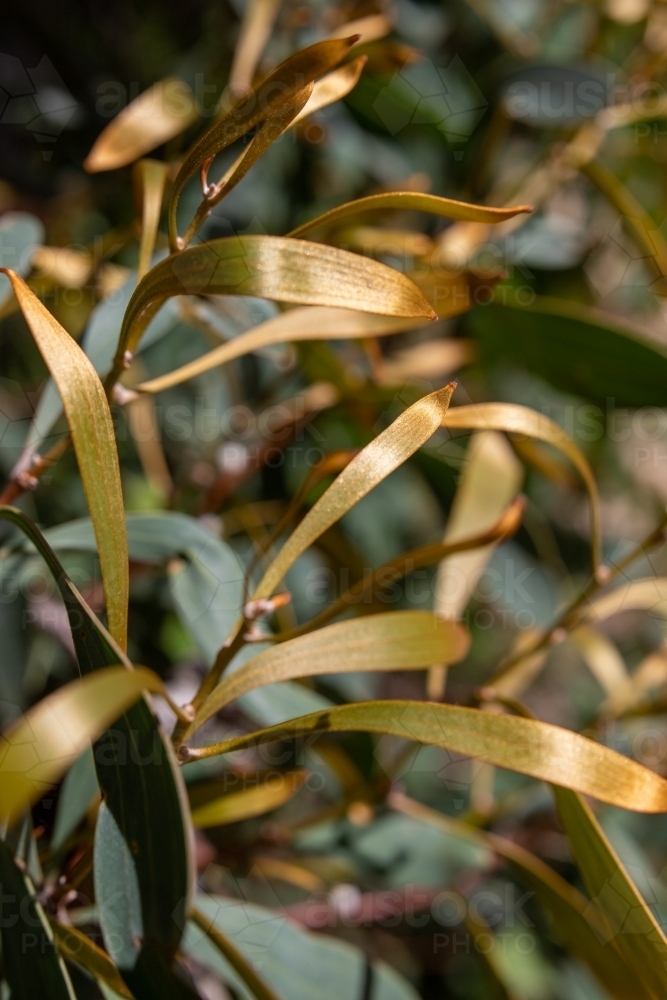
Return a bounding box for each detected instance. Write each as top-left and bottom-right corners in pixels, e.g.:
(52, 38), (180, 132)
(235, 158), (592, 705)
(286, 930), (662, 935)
(1, 269), (129, 649)
(390, 791), (649, 1000)
(49, 920), (134, 999)
(288, 192), (532, 239)
(247, 385), (455, 609)
(273, 497), (525, 642)
(191, 770), (306, 828)
(182, 84), (313, 246)
(0, 506), (194, 1000)
(84, 77), (198, 173)
(190, 907), (283, 1000)
(227, 0), (283, 98)
(292, 56), (368, 125)
(0, 666), (166, 828)
(554, 787), (667, 999)
(134, 305), (427, 395)
(442, 402), (602, 570)
(113, 237), (435, 371)
(0, 841), (76, 1000)
(193, 611), (469, 731)
(576, 578), (667, 622)
(134, 159), (169, 281)
(168, 37), (359, 246)
(185, 700), (667, 812)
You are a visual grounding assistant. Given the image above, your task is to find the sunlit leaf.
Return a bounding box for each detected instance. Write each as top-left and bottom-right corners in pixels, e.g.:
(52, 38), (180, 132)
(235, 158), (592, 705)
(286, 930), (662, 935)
(228, 0), (283, 98)
(251, 385), (454, 601)
(288, 193), (532, 239)
(191, 770), (306, 828)
(430, 430), (522, 698)
(577, 578), (667, 622)
(555, 787), (667, 999)
(186, 700), (667, 811)
(442, 401), (602, 569)
(182, 84), (314, 246)
(292, 56), (368, 125)
(0, 666), (165, 827)
(1, 269), (129, 649)
(168, 37), (359, 246)
(193, 611), (469, 729)
(134, 305), (426, 395)
(570, 625), (629, 696)
(436, 431), (523, 619)
(84, 77), (197, 172)
(0, 841), (76, 1000)
(133, 159), (169, 281)
(113, 237), (435, 375)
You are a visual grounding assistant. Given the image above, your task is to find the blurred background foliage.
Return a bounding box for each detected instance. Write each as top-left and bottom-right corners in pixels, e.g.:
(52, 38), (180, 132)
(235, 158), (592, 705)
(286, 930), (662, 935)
(3, 0), (667, 998)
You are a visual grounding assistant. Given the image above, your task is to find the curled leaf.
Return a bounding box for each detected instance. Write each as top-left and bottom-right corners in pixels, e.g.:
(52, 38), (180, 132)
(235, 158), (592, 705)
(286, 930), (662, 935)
(85, 77), (197, 172)
(114, 236), (435, 367)
(442, 402), (602, 570)
(252, 385), (454, 601)
(187, 699), (667, 812)
(288, 193), (532, 239)
(1, 269), (129, 649)
(292, 56), (368, 125)
(169, 37), (359, 246)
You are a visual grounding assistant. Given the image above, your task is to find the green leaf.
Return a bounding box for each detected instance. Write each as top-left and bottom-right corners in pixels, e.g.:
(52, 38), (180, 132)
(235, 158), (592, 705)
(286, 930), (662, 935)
(186, 699), (667, 812)
(1, 268), (129, 650)
(390, 791), (648, 1000)
(50, 747), (99, 851)
(0, 506), (194, 1000)
(0, 840), (76, 1000)
(468, 294), (667, 408)
(186, 895), (421, 1000)
(0, 665), (165, 828)
(113, 235), (435, 367)
(554, 787), (667, 999)
(0, 212), (44, 305)
(194, 611), (469, 730)
(287, 192), (532, 239)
